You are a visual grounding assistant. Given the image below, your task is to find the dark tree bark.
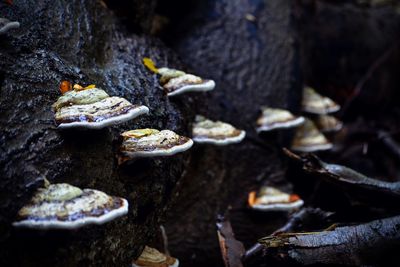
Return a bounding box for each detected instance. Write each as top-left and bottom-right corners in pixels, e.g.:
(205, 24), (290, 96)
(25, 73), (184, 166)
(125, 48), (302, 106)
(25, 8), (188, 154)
(163, 0), (302, 266)
(0, 1), (194, 266)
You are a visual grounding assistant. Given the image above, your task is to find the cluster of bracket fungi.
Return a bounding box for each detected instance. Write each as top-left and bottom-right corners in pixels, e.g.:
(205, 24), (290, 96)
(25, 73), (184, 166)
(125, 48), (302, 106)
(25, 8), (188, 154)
(12, 57), (249, 267)
(11, 49), (349, 265)
(249, 86), (342, 212)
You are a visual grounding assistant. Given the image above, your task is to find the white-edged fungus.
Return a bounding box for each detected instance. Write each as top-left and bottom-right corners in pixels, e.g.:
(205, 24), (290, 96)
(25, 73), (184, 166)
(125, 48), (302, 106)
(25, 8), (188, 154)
(314, 114), (343, 133)
(119, 129), (193, 163)
(13, 183), (128, 229)
(291, 118), (333, 152)
(0, 18), (20, 35)
(256, 107), (304, 132)
(248, 186), (303, 212)
(158, 67), (215, 97)
(55, 95), (149, 129)
(302, 86), (340, 115)
(132, 246), (179, 267)
(192, 115), (246, 145)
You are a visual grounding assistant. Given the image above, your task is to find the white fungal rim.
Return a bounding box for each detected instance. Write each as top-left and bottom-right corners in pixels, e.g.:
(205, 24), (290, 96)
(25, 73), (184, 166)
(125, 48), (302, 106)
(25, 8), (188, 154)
(57, 106), (149, 129)
(122, 139), (193, 158)
(132, 259), (179, 267)
(12, 198), (129, 230)
(167, 80), (215, 97)
(0, 21), (20, 34)
(251, 199), (304, 211)
(256, 116), (305, 133)
(302, 105), (341, 115)
(291, 142), (333, 152)
(193, 130), (246, 146)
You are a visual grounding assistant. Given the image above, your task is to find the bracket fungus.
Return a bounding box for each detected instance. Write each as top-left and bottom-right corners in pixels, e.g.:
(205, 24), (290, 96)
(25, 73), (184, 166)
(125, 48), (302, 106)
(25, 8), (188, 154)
(291, 118), (333, 152)
(302, 86), (340, 115)
(192, 115), (246, 145)
(12, 183), (128, 229)
(314, 114), (343, 133)
(0, 18), (20, 35)
(256, 107), (304, 132)
(248, 186), (303, 212)
(143, 58), (215, 96)
(132, 246), (179, 267)
(52, 85), (149, 129)
(118, 129), (193, 163)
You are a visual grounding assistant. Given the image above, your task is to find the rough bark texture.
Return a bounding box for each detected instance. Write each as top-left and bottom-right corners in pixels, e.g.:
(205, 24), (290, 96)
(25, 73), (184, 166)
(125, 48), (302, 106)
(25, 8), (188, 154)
(163, 0), (302, 266)
(0, 1), (194, 266)
(259, 215), (400, 266)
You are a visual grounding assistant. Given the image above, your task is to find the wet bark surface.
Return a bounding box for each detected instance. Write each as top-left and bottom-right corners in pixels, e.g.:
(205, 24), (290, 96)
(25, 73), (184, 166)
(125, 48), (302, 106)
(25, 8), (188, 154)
(0, 1), (194, 266)
(163, 0), (302, 266)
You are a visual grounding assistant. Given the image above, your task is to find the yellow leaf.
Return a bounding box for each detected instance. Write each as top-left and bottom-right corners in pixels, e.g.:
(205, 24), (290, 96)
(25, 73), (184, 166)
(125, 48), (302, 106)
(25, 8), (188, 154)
(83, 84), (96, 90)
(143, 57), (159, 73)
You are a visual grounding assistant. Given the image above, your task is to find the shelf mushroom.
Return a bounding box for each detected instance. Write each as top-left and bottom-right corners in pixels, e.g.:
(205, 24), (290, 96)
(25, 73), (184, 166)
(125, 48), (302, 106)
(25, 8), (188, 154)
(118, 129), (193, 163)
(143, 58), (215, 97)
(248, 186), (303, 211)
(52, 84), (149, 129)
(314, 114), (343, 133)
(0, 18), (20, 35)
(192, 115), (246, 145)
(256, 107), (304, 132)
(132, 246), (179, 267)
(13, 182), (128, 229)
(302, 86), (340, 115)
(291, 118), (333, 152)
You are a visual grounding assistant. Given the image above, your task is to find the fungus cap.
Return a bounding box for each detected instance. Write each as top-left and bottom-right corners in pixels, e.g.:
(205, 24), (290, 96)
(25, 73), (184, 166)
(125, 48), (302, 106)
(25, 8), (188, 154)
(119, 129), (193, 162)
(314, 115), (343, 132)
(0, 18), (20, 35)
(302, 86), (340, 115)
(291, 118), (333, 152)
(256, 107), (304, 132)
(13, 183), (128, 229)
(248, 186), (303, 211)
(192, 115), (246, 145)
(55, 96), (149, 129)
(132, 246), (179, 267)
(162, 73), (215, 97)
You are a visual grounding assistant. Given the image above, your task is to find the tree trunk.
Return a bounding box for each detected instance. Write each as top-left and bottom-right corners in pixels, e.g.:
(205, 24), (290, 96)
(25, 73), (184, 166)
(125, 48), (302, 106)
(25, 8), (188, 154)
(0, 1), (193, 266)
(163, 0), (302, 266)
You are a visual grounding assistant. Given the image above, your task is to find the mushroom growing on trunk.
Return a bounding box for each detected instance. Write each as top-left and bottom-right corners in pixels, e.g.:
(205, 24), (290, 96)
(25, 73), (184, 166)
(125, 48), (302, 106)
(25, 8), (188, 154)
(248, 186), (303, 212)
(192, 115), (245, 145)
(291, 118), (333, 152)
(256, 107), (304, 132)
(52, 86), (149, 129)
(132, 246), (179, 267)
(118, 129), (193, 164)
(302, 86), (340, 115)
(13, 182), (128, 230)
(143, 58), (215, 97)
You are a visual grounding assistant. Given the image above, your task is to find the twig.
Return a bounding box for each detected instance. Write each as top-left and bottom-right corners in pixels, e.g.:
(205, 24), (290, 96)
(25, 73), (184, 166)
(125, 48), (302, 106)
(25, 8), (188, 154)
(242, 207), (334, 263)
(284, 149), (400, 206)
(257, 215), (400, 266)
